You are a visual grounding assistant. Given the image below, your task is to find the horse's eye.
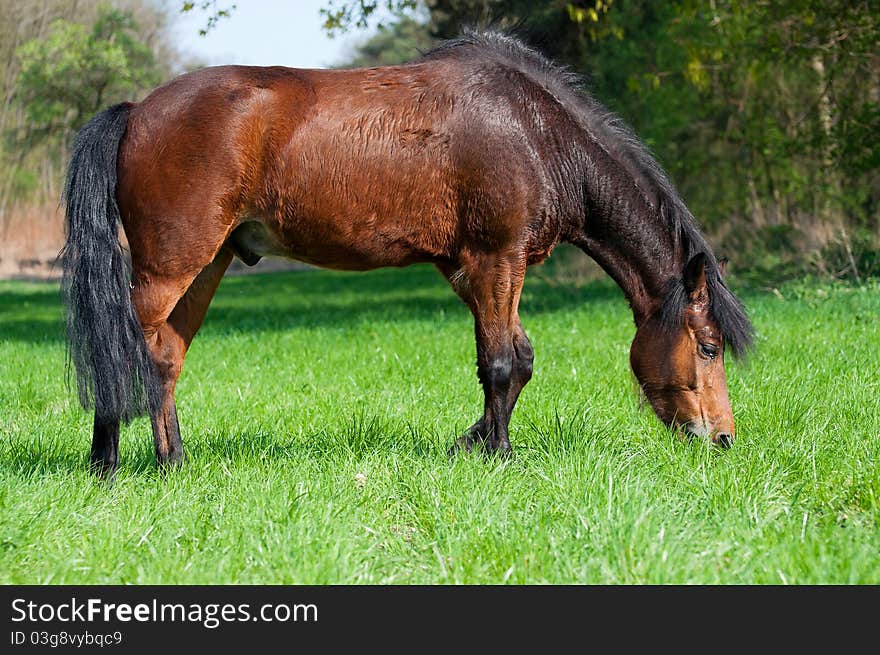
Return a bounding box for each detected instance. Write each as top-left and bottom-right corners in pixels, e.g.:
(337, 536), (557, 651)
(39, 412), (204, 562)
(699, 343), (719, 359)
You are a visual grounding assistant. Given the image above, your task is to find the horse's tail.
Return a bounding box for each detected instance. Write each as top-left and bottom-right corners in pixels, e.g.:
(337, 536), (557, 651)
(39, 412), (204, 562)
(61, 102), (161, 423)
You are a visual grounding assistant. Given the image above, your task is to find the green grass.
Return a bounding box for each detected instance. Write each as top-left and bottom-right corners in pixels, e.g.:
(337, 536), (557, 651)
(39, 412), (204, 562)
(1, 261), (878, 584)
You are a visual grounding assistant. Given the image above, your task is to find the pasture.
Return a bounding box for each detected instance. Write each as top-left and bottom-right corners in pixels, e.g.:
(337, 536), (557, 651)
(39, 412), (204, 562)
(0, 261), (878, 584)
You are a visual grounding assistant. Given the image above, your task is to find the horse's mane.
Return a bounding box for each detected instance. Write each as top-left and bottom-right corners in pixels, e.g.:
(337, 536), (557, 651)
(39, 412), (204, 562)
(422, 30), (754, 357)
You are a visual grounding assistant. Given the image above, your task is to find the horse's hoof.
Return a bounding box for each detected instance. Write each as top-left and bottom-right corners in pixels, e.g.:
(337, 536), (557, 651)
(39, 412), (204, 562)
(157, 449), (186, 471)
(448, 434), (477, 457)
(90, 463), (116, 480)
(89, 460), (117, 483)
(448, 434), (512, 458)
(485, 440), (512, 458)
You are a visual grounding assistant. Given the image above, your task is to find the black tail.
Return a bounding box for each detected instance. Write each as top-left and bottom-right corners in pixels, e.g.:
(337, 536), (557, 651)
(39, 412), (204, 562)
(61, 102), (161, 423)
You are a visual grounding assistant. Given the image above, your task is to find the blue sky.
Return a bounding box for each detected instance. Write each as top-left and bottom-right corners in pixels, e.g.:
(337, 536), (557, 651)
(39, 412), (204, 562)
(171, 0), (378, 69)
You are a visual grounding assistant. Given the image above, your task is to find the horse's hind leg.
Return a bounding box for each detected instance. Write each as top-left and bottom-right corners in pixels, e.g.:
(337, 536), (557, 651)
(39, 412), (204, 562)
(133, 248), (233, 466)
(91, 417), (121, 477)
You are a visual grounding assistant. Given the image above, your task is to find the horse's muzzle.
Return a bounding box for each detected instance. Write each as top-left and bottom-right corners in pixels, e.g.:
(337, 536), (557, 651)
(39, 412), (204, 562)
(684, 422), (734, 448)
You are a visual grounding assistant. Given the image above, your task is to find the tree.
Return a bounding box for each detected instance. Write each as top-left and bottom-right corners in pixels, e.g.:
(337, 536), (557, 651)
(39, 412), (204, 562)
(322, 0), (418, 34)
(180, 0), (237, 36)
(15, 5), (160, 146)
(179, 1), (419, 36)
(0, 1), (184, 238)
(583, 1), (879, 275)
(345, 16), (435, 67)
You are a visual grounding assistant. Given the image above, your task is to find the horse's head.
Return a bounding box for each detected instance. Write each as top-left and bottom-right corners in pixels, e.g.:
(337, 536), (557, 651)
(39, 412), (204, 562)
(629, 253), (742, 446)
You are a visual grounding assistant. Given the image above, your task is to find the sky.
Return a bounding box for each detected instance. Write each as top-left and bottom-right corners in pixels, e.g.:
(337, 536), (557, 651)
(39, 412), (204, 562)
(171, 0), (376, 69)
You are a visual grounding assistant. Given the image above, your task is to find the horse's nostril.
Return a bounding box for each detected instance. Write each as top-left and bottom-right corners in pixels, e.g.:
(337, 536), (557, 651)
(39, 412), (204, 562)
(715, 432), (733, 448)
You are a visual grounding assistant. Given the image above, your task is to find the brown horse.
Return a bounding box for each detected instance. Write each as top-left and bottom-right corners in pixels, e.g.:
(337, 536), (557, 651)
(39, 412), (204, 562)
(61, 31), (753, 476)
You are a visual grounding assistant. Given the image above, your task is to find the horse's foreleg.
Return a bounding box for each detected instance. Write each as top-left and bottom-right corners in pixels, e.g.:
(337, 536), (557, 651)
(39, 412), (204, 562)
(443, 254), (527, 455)
(135, 249), (232, 467)
(449, 319), (533, 455)
(506, 320), (534, 414)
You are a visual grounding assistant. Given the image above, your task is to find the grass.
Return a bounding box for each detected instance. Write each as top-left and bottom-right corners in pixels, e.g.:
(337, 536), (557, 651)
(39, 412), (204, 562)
(0, 259), (878, 584)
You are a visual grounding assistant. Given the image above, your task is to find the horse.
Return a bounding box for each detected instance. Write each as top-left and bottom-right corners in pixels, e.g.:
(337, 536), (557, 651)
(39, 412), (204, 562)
(61, 31), (753, 476)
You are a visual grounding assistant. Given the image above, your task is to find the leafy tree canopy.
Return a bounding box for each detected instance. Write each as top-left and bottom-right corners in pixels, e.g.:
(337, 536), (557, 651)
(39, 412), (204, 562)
(15, 5), (160, 144)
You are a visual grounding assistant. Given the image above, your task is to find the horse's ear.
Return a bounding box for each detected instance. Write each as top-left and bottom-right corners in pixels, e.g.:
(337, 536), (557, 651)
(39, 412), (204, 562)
(718, 257), (729, 278)
(683, 252), (708, 302)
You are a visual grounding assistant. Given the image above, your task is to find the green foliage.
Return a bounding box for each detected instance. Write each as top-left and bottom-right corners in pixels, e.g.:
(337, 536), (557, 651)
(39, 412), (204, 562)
(321, 0), (418, 35)
(14, 5), (161, 145)
(180, 1), (237, 36)
(1, 266), (879, 583)
(346, 16), (436, 67)
(0, 1), (185, 216)
(6, 169), (38, 200)
(627, 2), (877, 269)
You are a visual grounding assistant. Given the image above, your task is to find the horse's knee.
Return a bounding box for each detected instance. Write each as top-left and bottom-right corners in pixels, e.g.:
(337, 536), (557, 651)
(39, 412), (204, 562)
(478, 347), (514, 390)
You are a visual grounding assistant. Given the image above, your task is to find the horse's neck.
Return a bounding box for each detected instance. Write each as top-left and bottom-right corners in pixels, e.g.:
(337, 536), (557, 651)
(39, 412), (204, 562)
(569, 187), (684, 326)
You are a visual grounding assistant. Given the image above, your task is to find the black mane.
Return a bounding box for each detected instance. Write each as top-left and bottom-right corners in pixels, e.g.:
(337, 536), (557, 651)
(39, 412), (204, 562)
(423, 30), (754, 357)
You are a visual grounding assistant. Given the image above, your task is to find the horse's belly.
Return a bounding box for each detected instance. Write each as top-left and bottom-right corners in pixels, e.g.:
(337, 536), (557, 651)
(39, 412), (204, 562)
(284, 231), (430, 270)
(230, 217), (445, 271)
